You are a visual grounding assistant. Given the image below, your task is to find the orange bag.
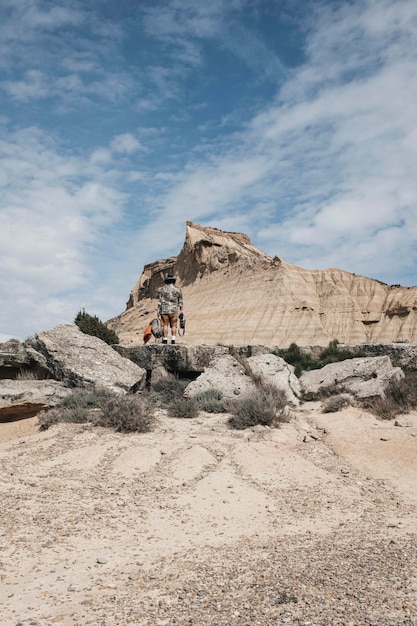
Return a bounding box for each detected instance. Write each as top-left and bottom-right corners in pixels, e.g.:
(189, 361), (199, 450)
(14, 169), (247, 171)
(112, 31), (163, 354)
(143, 322), (153, 344)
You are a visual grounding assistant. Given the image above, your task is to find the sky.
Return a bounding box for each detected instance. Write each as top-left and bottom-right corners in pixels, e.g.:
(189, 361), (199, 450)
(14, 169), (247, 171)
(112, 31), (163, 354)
(1, 0), (417, 341)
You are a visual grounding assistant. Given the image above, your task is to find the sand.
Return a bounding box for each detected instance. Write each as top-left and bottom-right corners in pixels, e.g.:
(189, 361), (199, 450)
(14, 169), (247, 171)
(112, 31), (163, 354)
(1, 404), (416, 625)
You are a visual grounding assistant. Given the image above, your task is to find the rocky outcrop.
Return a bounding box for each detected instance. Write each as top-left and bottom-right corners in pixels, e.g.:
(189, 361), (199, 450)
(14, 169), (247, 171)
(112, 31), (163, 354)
(299, 356), (404, 400)
(183, 353), (300, 406)
(107, 221), (417, 347)
(0, 380), (69, 421)
(114, 343), (230, 375)
(26, 324), (147, 393)
(184, 354), (255, 400)
(0, 339), (51, 380)
(338, 343), (417, 371)
(246, 353), (301, 405)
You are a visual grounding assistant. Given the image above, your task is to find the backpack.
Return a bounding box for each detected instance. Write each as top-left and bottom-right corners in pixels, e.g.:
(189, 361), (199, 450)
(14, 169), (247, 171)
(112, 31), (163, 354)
(151, 317), (164, 339)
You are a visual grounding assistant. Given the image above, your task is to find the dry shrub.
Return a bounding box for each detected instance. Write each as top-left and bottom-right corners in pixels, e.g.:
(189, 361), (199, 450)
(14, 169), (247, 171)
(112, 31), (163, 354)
(149, 374), (189, 405)
(361, 370), (417, 420)
(322, 393), (352, 413)
(16, 368), (40, 381)
(194, 388), (226, 413)
(362, 395), (399, 421)
(302, 384), (347, 402)
(167, 397), (199, 419)
(92, 394), (155, 432)
(38, 387), (156, 433)
(227, 384), (289, 430)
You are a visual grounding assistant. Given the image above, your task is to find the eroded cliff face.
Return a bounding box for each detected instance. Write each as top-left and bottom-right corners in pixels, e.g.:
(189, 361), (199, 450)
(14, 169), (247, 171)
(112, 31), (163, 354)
(107, 221), (417, 346)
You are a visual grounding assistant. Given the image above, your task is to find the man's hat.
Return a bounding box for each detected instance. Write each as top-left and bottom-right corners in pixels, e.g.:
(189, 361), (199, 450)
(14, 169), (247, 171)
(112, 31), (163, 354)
(164, 274), (176, 283)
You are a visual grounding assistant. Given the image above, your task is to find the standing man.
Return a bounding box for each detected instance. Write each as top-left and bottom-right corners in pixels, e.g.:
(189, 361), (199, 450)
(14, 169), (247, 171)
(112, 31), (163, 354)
(158, 274), (184, 344)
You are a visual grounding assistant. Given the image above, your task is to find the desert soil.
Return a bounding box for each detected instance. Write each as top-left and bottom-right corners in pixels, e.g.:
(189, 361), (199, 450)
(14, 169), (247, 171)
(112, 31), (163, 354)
(1, 403), (416, 626)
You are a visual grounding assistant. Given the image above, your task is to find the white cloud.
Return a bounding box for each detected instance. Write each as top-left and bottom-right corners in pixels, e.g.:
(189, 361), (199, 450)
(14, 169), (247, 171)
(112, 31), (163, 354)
(111, 133), (144, 155)
(2, 69), (50, 101)
(0, 125), (132, 338)
(135, 0), (417, 287)
(90, 148), (112, 164)
(0, 1), (130, 107)
(2, 0), (417, 341)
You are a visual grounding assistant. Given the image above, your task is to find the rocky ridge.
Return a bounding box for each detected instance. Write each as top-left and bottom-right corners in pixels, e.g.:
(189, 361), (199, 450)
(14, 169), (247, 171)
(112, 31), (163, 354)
(107, 221), (417, 347)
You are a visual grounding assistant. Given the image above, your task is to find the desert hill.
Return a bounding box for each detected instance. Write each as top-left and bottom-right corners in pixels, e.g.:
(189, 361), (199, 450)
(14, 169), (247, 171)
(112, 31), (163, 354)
(107, 221), (417, 346)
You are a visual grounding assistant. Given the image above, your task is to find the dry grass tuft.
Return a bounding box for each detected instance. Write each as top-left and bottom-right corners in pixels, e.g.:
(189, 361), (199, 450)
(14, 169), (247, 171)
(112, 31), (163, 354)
(227, 384), (289, 430)
(38, 387), (156, 433)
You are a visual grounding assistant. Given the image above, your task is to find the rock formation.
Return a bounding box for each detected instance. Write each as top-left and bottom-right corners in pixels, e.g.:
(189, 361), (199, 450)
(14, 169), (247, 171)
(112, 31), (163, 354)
(107, 221), (417, 347)
(0, 380), (69, 421)
(299, 356), (403, 400)
(26, 324), (147, 393)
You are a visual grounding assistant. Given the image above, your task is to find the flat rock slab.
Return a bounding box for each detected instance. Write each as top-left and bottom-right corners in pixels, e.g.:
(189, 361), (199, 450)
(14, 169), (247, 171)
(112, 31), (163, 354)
(0, 379), (70, 421)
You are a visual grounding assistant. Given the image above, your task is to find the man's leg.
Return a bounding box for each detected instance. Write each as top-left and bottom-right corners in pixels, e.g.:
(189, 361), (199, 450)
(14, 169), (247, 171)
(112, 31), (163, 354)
(161, 315), (169, 344)
(170, 313), (178, 344)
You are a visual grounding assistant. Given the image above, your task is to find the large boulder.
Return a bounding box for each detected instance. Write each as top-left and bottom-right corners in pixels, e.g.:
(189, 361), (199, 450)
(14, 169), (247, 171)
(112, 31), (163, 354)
(26, 324), (147, 393)
(299, 356), (404, 400)
(0, 380), (69, 421)
(246, 353), (301, 406)
(184, 354), (255, 400)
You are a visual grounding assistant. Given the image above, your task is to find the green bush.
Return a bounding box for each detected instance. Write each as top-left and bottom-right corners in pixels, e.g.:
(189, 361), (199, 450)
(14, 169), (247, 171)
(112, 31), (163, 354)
(275, 343), (317, 377)
(276, 340), (367, 377)
(38, 387), (155, 433)
(74, 309), (119, 345)
(227, 384), (289, 430)
(318, 339), (360, 367)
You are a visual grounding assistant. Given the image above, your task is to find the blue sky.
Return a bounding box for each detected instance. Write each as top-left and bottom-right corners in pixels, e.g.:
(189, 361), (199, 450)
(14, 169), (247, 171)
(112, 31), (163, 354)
(1, 0), (417, 341)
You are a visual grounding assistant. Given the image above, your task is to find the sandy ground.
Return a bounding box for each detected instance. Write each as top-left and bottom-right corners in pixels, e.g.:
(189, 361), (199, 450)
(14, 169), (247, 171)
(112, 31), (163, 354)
(1, 404), (417, 626)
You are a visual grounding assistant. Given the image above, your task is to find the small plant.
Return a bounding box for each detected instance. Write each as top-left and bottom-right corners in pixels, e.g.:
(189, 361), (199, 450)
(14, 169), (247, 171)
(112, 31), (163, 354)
(362, 395), (398, 420)
(38, 387), (156, 433)
(167, 397), (199, 419)
(227, 384), (289, 430)
(16, 368), (39, 380)
(318, 339), (362, 367)
(74, 309), (119, 345)
(322, 393), (352, 413)
(275, 343), (317, 377)
(149, 374), (189, 406)
(92, 394), (155, 432)
(361, 370), (417, 419)
(276, 340), (368, 377)
(194, 388), (226, 413)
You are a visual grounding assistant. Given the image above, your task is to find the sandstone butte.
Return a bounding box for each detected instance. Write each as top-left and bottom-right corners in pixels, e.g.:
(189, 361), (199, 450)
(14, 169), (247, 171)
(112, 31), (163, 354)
(107, 221), (417, 347)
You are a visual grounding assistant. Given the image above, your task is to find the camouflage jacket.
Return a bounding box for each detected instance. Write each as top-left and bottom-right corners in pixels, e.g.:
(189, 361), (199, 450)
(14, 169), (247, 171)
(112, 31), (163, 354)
(158, 284), (183, 314)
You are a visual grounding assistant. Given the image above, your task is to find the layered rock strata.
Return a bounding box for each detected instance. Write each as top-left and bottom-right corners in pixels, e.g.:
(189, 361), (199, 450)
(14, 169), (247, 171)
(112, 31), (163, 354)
(108, 222), (417, 347)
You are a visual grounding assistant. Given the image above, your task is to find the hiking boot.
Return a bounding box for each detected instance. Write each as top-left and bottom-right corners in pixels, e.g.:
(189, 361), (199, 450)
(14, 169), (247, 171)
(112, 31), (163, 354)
(162, 338), (168, 344)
